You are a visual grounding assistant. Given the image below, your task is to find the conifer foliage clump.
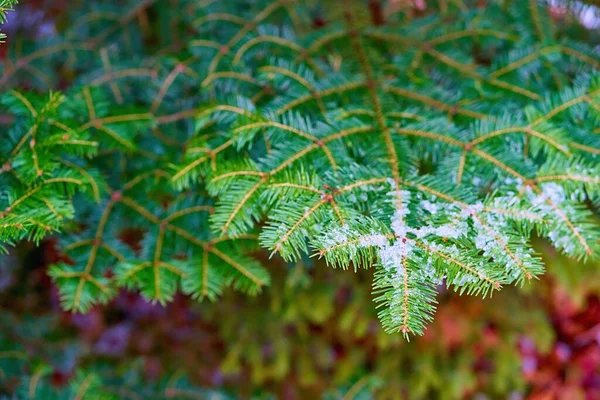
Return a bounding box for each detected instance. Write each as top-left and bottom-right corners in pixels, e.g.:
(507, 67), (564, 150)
(1, 0), (599, 337)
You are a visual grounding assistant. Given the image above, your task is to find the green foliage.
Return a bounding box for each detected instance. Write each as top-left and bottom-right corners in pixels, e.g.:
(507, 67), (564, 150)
(0, 90), (100, 252)
(1, 0), (599, 338)
(0, 316), (229, 400)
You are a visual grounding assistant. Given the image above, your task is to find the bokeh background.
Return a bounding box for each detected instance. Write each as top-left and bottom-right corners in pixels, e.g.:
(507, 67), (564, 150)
(2, 237), (600, 398)
(1, 1), (600, 399)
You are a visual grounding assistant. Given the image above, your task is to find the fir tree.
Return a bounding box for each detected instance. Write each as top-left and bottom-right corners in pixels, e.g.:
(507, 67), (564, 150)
(1, 0), (599, 338)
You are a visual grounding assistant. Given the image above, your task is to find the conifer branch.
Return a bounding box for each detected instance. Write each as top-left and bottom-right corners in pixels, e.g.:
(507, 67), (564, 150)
(1, 0), (599, 337)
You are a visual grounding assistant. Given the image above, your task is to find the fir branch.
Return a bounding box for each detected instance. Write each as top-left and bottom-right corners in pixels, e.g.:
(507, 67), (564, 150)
(1, 0), (599, 338)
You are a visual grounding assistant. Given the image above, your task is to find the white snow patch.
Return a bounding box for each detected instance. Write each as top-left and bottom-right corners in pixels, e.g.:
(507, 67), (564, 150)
(420, 200), (439, 214)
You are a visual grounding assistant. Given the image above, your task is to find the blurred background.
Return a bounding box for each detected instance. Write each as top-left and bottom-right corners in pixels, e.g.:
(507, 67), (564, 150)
(2, 238), (600, 398)
(1, 1), (600, 399)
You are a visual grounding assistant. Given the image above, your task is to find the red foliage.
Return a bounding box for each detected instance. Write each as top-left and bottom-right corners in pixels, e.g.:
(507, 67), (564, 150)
(523, 291), (600, 399)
